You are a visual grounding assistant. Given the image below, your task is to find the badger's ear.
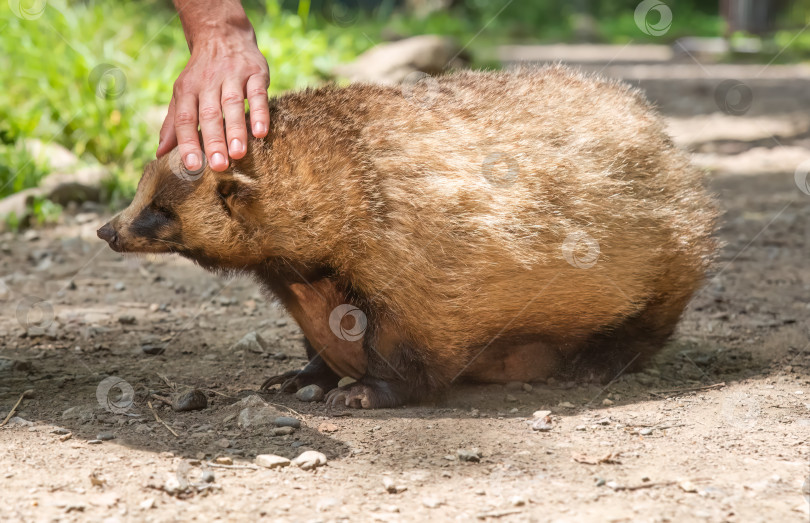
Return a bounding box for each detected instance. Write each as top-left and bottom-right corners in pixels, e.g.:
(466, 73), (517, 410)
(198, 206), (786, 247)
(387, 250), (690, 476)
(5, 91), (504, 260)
(217, 171), (259, 210)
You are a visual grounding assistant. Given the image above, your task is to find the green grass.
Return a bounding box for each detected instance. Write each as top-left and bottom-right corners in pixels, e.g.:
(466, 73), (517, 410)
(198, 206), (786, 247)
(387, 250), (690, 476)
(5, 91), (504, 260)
(0, 0), (373, 208)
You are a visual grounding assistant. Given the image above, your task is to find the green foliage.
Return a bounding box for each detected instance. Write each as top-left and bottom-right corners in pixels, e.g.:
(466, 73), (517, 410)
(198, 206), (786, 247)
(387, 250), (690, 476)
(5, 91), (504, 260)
(0, 0), (372, 203)
(0, 143), (49, 199)
(28, 195), (63, 227)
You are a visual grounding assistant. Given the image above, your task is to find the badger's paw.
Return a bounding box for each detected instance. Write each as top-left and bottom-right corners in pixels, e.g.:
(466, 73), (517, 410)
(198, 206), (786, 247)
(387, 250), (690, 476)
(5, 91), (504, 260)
(325, 379), (404, 409)
(260, 370), (304, 393)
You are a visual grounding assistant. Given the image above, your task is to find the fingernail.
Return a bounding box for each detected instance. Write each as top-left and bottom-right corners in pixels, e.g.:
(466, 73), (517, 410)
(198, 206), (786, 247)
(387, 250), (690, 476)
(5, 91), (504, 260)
(211, 152), (226, 168)
(230, 138), (243, 153)
(253, 122), (266, 135)
(185, 153), (201, 170)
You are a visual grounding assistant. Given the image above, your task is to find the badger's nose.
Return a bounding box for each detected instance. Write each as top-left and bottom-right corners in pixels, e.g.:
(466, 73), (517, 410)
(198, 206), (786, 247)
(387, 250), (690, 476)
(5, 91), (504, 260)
(97, 222), (118, 246)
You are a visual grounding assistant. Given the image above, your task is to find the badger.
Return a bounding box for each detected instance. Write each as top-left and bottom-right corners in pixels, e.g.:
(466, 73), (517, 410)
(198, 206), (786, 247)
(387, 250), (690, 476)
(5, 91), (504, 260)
(98, 66), (717, 408)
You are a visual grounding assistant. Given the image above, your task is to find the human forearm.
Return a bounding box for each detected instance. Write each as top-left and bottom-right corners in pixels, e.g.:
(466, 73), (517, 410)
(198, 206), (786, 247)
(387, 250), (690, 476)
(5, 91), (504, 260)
(173, 0), (254, 51)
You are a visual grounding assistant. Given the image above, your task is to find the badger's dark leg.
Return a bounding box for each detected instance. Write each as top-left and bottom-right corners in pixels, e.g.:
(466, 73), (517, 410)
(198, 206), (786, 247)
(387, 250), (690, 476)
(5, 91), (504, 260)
(561, 292), (691, 382)
(260, 339), (340, 392)
(324, 329), (443, 409)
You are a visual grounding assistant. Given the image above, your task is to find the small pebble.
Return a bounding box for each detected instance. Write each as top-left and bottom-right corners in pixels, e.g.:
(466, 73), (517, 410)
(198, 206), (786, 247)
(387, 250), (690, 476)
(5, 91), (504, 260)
(318, 422), (339, 433)
(422, 497), (443, 509)
(141, 344), (165, 356)
(296, 384), (325, 402)
(505, 394), (517, 402)
(317, 498), (340, 512)
(382, 476), (397, 493)
(255, 454), (291, 469)
(522, 383), (532, 392)
(172, 390), (208, 412)
(602, 398), (614, 406)
(214, 438), (231, 448)
(509, 495), (526, 507)
(338, 376), (356, 388)
(272, 426), (295, 436)
(532, 410), (551, 418)
(531, 416), (553, 432)
(274, 416), (301, 428)
(118, 315), (136, 325)
(558, 401), (575, 408)
(292, 450), (327, 471)
(457, 448), (482, 462)
(640, 427), (653, 436)
(595, 477), (606, 487)
(114, 282), (126, 291)
(201, 470), (215, 483)
(505, 381), (524, 391)
(679, 480), (698, 493)
(214, 456), (233, 465)
(97, 432), (115, 441)
(87, 439), (103, 445)
(23, 230), (39, 241)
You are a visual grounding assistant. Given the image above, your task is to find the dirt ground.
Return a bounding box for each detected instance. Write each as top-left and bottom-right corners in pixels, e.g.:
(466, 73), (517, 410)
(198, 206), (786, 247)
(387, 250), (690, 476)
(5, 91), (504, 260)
(2, 76), (810, 521)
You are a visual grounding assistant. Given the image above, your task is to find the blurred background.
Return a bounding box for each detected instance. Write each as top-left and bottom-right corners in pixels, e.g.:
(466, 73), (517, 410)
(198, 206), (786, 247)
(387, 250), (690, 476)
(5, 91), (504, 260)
(1, 0), (809, 228)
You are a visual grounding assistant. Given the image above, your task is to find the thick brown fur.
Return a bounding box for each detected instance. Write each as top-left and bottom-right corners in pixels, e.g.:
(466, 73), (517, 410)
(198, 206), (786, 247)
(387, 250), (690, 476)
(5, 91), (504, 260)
(99, 65), (718, 408)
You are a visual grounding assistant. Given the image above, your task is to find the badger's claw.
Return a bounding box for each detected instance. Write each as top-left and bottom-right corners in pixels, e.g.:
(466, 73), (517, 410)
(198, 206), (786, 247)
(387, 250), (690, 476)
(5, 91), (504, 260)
(325, 384), (375, 409)
(325, 378), (405, 409)
(260, 370), (302, 392)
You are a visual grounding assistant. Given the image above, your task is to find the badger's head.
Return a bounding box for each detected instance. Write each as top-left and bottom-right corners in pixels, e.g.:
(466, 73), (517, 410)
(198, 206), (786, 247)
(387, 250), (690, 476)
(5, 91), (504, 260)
(97, 147), (266, 270)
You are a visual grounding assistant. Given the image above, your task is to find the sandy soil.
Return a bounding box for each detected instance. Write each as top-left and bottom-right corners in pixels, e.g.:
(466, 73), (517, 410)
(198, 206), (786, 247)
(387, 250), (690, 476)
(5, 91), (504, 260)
(1, 107), (809, 522)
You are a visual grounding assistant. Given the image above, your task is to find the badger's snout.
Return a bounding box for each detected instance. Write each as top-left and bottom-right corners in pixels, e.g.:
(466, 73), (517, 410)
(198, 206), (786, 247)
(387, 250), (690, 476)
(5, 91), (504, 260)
(97, 222), (120, 251)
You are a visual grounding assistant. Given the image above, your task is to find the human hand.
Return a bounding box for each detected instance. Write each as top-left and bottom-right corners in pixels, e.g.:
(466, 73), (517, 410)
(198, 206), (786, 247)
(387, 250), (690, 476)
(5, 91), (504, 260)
(157, 23), (269, 172)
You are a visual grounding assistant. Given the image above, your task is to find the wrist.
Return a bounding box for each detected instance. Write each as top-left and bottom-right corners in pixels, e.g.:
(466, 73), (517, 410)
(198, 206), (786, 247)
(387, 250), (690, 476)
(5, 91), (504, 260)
(181, 8), (255, 52)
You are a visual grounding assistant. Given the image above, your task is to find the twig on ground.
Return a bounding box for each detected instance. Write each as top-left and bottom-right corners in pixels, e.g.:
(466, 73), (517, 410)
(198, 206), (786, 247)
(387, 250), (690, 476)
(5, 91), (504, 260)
(0, 389), (34, 427)
(651, 382), (725, 396)
(611, 481), (676, 491)
(204, 462), (259, 470)
(148, 400), (179, 437)
(157, 373), (177, 391)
